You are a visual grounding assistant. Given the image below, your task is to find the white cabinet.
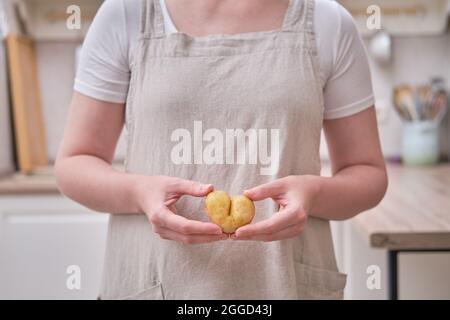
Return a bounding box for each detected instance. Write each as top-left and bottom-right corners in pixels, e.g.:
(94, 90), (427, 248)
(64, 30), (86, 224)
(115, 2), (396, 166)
(0, 195), (108, 299)
(333, 220), (450, 300)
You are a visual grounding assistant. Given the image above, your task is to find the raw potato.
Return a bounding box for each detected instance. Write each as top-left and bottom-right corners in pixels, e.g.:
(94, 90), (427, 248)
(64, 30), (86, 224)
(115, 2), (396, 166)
(205, 190), (255, 234)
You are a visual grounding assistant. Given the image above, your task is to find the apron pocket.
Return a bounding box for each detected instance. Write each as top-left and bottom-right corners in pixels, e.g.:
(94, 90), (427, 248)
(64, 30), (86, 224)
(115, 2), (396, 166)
(104, 282), (165, 300)
(294, 263), (347, 300)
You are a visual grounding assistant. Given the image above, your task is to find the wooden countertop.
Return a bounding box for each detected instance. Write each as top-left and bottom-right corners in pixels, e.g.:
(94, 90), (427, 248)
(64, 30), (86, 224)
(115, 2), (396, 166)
(353, 164), (450, 250)
(1, 164), (450, 250)
(0, 164), (125, 195)
(0, 166), (59, 194)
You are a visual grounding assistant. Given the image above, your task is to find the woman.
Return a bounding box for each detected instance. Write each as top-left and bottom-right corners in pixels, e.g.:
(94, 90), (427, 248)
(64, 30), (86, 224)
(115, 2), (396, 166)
(56, 0), (387, 299)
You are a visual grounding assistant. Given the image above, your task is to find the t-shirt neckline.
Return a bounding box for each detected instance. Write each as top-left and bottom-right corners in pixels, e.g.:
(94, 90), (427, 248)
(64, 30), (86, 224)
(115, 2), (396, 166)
(157, 0), (295, 38)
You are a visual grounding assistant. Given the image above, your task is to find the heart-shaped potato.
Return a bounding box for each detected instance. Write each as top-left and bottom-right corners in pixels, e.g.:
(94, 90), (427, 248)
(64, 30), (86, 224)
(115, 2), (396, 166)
(205, 190), (255, 234)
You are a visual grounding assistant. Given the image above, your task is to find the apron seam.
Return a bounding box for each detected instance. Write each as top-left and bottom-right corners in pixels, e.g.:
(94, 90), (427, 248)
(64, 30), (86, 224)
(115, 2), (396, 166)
(136, 47), (317, 59)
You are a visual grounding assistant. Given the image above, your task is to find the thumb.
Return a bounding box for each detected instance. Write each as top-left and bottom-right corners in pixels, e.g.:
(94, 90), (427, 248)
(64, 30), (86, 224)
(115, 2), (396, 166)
(173, 179), (214, 197)
(244, 179), (284, 201)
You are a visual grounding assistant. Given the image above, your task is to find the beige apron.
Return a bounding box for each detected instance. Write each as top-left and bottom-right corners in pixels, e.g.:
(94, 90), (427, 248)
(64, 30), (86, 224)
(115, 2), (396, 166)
(99, 0), (346, 300)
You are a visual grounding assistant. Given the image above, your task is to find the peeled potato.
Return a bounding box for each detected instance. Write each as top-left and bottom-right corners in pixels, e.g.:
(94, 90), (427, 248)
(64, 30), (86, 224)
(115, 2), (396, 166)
(205, 190), (255, 234)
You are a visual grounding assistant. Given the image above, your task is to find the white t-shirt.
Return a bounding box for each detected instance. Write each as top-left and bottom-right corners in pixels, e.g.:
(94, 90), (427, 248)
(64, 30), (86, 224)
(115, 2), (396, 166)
(75, 0), (374, 119)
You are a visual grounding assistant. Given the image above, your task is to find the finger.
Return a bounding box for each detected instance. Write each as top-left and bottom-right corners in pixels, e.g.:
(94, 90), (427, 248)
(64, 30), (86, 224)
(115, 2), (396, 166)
(234, 206), (304, 238)
(169, 204), (178, 214)
(232, 222), (304, 242)
(155, 226), (229, 244)
(244, 179), (285, 201)
(169, 178), (213, 197)
(153, 206), (222, 235)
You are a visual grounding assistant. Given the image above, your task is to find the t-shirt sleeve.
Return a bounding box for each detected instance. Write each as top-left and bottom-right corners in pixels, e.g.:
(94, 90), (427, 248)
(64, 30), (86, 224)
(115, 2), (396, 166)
(74, 0), (130, 103)
(322, 3), (375, 120)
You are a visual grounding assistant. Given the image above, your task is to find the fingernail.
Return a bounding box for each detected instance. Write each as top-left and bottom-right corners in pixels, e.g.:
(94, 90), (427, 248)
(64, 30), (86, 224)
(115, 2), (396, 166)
(235, 230), (243, 237)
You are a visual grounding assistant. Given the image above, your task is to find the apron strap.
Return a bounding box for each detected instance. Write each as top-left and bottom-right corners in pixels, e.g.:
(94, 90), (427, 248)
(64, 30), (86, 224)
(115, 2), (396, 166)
(140, 0), (165, 37)
(282, 0), (314, 34)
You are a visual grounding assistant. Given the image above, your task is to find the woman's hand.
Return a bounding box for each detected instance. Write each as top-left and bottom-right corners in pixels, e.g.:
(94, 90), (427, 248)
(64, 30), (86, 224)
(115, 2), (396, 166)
(231, 108), (387, 243)
(135, 176), (227, 244)
(232, 175), (320, 242)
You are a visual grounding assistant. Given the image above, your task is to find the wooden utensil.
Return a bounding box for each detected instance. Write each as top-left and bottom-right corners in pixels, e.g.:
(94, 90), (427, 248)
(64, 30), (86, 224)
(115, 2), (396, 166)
(417, 85), (432, 120)
(398, 86), (419, 120)
(430, 91), (447, 122)
(393, 86), (413, 121)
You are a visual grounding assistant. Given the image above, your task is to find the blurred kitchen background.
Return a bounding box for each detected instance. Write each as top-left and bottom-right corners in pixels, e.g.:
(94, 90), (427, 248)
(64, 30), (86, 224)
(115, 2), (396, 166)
(1, 0), (450, 300)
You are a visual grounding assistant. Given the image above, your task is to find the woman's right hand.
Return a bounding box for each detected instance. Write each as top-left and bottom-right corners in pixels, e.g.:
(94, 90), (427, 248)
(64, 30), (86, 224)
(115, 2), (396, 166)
(134, 176), (228, 244)
(56, 93), (225, 245)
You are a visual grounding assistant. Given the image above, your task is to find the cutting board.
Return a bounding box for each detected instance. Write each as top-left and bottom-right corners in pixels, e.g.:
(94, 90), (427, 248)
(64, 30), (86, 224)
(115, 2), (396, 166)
(6, 34), (48, 174)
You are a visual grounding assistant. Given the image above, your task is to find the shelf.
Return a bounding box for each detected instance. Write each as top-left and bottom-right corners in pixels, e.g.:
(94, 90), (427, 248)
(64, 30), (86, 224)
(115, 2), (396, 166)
(338, 0), (450, 37)
(17, 0), (103, 41)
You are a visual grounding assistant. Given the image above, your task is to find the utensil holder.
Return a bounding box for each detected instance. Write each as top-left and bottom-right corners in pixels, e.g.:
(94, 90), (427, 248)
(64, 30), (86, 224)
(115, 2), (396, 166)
(402, 121), (440, 165)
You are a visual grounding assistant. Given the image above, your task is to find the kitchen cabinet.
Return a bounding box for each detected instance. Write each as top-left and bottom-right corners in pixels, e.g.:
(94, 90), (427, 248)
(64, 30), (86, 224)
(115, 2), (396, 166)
(335, 220), (450, 300)
(352, 164), (450, 299)
(0, 176), (108, 299)
(333, 165), (450, 300)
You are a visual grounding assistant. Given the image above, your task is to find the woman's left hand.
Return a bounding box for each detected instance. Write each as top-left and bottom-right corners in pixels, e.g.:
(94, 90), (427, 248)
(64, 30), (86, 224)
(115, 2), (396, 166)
(232, 175), (320, 242)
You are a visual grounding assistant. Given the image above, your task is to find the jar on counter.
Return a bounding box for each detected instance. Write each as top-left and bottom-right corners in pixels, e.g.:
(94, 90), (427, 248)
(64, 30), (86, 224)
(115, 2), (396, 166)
(402, 121), (440, 165)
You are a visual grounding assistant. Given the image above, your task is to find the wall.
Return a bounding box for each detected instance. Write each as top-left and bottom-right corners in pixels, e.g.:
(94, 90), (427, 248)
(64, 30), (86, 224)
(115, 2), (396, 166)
(36, 42), (79, 161)
(321, 33), (450, 159)
(0, 41), (14, 175)
(375, 34), (450, 158)
(0, 14), (14, 175)
(35, 41), (127, 163)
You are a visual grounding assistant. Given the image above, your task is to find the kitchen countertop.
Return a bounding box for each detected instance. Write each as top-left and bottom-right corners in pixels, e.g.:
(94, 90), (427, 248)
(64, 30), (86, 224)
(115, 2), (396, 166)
(1, 163), (450, 251)
(353, 163), (450, 250)
(0, 166), (59, 194)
